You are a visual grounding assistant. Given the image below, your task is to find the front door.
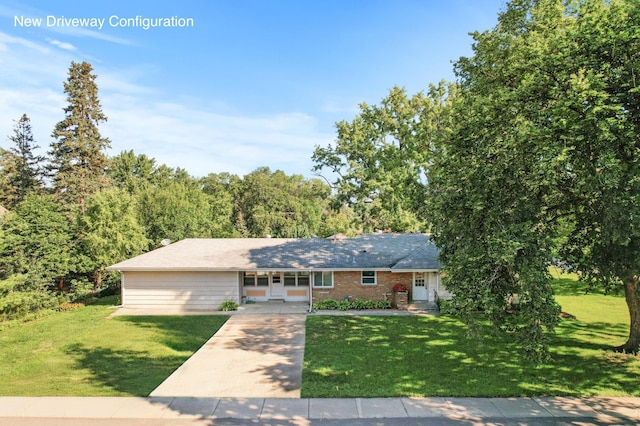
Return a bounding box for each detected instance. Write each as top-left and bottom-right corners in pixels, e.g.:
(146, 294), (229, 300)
(270, 272), (284, 298)
(412, 272), (428, 301)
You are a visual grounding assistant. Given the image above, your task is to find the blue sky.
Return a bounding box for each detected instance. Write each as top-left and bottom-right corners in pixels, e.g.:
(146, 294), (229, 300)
(0, 0), (504, 179)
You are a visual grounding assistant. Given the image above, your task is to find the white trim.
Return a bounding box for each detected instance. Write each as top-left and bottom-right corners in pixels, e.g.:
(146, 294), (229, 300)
(120, 272), (126, 306)
(361, 270), (376, 285)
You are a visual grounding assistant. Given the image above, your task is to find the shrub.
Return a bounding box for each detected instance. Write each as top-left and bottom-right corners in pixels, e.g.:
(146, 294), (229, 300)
(220, 299), (238, 311)
(437, 298), (457, 314)
(349, 299), (369, 310)
(336, 300), (351, 311)
(313, 298), (391, 311)
(375, 300), (392, 309)
(0, 274), (65, 321)
(69, 278), (94, 303)
(0, 289), (58, 321)
(56, 302), (85, 312)
(313, 299), (339, 310)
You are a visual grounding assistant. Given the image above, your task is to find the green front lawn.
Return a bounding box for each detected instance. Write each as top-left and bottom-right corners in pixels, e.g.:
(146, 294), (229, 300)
(0, 297), (228, 396)
(2, 273), (638, 398)
(302, 273), (640, 398)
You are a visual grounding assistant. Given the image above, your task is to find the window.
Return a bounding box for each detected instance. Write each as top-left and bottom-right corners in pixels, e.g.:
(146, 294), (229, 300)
(243, 272), (256, 286)
(256, 272), (269, 286)
(414, 272), (426, 287)
(297, 272), (310, 286)
(272, 272), (282, 284)
(362, 270), (376, 285)
(313, 271), (333, 288)
(284, 272), (296, 286)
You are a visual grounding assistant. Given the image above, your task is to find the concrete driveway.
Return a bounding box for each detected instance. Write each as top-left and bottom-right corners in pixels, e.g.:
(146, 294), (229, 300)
(150, 313), (306, 398)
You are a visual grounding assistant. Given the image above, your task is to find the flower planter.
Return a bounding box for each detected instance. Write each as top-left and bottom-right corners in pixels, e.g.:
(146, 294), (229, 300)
(392, 291), (409, 310)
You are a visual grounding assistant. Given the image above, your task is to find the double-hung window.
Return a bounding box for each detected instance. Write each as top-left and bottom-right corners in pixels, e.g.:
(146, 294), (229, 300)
(361, 270), (376, 285)
(312, 271), (333, 288)
(243, 272), (269, 286)
(297, 272), (310, 286)
(243, 272), (256, 286)
(284, 272), (296, 286)
(283, 271), (310, 286)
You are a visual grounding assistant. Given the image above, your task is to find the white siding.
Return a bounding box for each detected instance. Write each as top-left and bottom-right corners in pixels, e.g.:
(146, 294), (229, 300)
(122, 271), (239, 310)
(433, 272), (453, 300)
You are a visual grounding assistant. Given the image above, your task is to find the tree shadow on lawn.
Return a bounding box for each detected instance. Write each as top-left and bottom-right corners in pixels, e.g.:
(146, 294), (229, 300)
(64, 343), (184, 396)
(64, 315), (227, 396)
(302, 316), (640, 398)
(540, 318), (640, 396)
(552, 276), (625, 297)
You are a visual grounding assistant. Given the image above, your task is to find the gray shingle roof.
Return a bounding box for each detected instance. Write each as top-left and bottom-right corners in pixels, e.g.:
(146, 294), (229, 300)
(107, 233), (440, 272)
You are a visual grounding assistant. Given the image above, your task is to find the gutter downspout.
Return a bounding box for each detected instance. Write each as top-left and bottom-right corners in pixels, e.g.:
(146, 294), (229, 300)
(308, 270), (313, 312)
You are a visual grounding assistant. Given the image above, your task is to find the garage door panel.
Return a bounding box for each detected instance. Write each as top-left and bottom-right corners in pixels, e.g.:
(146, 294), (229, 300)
(123, 271), (239, 310)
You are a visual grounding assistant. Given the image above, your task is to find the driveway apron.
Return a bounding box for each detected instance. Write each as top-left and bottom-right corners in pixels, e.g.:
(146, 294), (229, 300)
(150, 314), (306, 398)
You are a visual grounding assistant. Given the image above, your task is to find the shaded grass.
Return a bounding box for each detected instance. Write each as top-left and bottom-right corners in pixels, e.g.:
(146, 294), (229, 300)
(302, 274), (639, 398)
(0, 297), (228, 396)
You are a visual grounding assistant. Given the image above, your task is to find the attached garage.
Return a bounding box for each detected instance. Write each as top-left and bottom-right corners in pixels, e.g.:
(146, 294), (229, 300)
(121, 271), (240, 310)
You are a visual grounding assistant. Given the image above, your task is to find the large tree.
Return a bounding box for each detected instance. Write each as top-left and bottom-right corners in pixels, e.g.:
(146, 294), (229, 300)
(200, 172), (241, 238)
(107, 150), (158, 194)
(233, 167), (330, 238)
(49, 61), (111, 213)
(76, 188), (149, 288)
(0, 114), (45, 209)
(313, 85), (454, 233)
(428, 0), (640, 356)
(137, 179), (217, 248)
(0, 194), (74, 288)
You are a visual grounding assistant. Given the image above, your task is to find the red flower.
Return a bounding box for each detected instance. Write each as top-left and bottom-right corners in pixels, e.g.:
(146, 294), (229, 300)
(393, 283), (408, 292)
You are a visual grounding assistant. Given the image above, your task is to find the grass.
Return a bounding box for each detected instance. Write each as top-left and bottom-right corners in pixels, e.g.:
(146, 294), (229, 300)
(302, 271), (640, 398)
(2, 272), (638, 398)
(0, 296), (228, 396)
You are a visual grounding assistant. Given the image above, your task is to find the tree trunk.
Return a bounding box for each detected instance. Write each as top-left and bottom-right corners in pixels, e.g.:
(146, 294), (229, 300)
(616, 273), (640, 354)
(94, 270), (102, 291)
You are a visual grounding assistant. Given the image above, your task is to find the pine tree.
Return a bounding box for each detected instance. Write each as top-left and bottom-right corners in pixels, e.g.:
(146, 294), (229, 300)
(0, 114), (45, 209)
(49, 61), (111, 213)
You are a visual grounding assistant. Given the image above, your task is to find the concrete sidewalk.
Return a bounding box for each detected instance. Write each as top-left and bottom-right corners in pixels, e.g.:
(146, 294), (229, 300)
(0, 396), (639, 422)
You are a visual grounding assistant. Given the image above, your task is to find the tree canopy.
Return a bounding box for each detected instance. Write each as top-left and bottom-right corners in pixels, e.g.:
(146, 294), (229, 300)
(0, 114), (44, 209)
(0, 194), (74, 289)
(76, 188), (149, 288)
(428, 0), (640, 356)
(312, 84), (454, 233)
(232, 167), (330, 238)
(49, 61), (111, 213)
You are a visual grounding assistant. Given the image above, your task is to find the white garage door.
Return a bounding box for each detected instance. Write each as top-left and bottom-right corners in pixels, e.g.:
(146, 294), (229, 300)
(122, 271), (239, 310)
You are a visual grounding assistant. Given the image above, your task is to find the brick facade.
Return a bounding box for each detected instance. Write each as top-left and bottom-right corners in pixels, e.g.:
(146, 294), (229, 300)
(312, 271), (413, 302)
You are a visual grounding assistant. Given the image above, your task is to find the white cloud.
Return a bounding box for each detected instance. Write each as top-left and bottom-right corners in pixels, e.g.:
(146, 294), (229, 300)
(47, 38), (76, 51)
(0, 31), (332, 179)
(0, 32), (50, 54)
(47, 25), (133, 46)
(101, 97), (333, 178)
